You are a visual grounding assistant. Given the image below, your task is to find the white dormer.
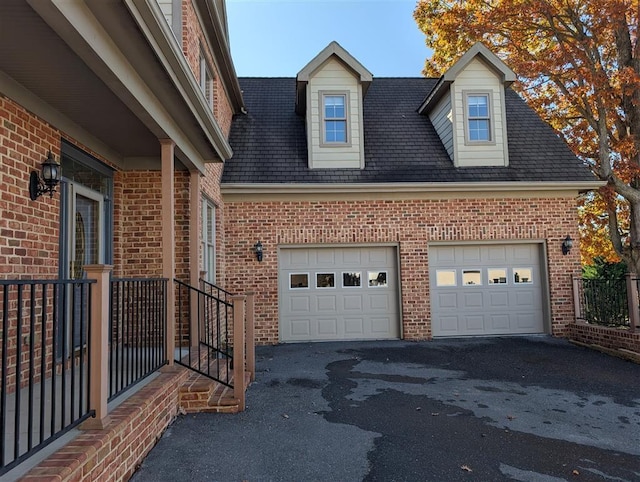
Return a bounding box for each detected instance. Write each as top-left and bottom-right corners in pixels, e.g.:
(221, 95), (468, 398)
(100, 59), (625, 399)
(296, 42), (373, 169)
(419, 43), (516, 168)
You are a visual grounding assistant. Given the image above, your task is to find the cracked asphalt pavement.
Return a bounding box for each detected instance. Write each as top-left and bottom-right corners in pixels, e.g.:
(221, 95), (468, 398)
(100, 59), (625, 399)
(131, 337), (640, 481)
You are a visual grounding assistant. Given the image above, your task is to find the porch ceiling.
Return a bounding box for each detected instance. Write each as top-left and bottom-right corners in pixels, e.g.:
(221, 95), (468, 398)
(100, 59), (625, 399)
(0, 0), (224, 171)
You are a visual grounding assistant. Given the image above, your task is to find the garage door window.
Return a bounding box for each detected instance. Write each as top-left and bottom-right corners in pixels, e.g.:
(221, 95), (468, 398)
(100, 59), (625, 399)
(436, 270), (456, 286)
(316, 273), (335, 288)
(368, 271), (388, 287)
(488, 268), (507, 284)
(342, 272), (361, 287)
(462, 269), (482, 285)
(290, 273), (309, 289)
(514, 268), (533, 284)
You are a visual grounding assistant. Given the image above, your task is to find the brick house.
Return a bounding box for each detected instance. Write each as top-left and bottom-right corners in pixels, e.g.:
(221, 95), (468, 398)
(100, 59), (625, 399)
(0, 0), (251, 480)
(221, 42), (601, 344)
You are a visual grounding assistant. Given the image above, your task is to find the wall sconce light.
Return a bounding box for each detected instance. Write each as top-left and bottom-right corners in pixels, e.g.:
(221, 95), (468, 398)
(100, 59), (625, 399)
(561, 235), (573, 255)
(254, 241), (263, 262)
(29, 151), (61, 200)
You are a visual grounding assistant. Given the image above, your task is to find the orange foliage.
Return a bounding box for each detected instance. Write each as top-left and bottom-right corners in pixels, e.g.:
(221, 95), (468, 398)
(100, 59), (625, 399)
(414, 0), (639, 269)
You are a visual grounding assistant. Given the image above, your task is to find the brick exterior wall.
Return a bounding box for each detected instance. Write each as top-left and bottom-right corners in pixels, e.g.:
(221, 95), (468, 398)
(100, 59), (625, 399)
(22, 367), (192, 481)
(569, 323), (640, 356)
(223, 195), (582, 344)
(182, 0), (235, 138)
(0, 95), (61, 279)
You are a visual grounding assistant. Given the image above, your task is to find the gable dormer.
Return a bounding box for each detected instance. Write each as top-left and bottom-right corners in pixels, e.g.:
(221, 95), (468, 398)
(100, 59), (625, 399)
(419, 43), (516, 168)
(296, 42), (373, 169)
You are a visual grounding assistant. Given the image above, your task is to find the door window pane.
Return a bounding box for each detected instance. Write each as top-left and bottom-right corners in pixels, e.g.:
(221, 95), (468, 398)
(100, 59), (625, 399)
(290, 273), (309, 289)
(462, 270), (482, 285)
(368, 271), (388, 287)
(342, 272), (361, 287)
(436, 270), (456, 287)
(316, 273), (335, 288)
(514, 268), (533, 284)
(488, 268), (507, 284)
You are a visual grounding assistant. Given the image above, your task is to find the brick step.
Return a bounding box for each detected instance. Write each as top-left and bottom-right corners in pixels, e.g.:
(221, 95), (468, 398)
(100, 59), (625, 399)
(178, 359), (251, 414)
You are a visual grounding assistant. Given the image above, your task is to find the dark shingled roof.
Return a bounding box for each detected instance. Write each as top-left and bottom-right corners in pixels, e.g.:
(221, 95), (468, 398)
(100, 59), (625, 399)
(222, 77), (595, 184)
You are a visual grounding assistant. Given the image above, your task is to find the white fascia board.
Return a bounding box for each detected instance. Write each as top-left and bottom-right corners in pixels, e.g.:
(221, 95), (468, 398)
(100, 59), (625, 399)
(221, 181), (605, 195)
(126, 0), (233, 161)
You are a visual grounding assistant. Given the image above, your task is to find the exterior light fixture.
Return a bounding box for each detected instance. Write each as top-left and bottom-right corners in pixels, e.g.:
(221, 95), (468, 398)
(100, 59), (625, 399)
(254, 241), (263, 262)
(561, 235), (573, 255)
(29, 150), (61, 200)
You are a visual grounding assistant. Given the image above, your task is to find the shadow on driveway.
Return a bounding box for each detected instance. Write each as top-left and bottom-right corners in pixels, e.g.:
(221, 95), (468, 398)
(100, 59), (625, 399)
(131, 337), (640, 481)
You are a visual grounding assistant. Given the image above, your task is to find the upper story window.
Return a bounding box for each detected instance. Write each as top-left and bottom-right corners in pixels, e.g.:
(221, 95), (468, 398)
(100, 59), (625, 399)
(199, 50), (214, 110)
(322, 93), (348, 144)
(465, 92), (492, 143)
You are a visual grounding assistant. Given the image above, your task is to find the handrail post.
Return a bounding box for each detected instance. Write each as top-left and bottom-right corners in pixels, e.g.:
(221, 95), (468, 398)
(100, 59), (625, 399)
(245, 291), (256, 382)
(231, 294), (246, 411)
(625, 273), (639, 333)
(572, 275), (582, 322)
(82, 264), (113, 430)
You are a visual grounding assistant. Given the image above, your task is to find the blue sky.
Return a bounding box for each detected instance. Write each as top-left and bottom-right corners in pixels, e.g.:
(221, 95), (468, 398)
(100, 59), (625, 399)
(226, 0), (431, 78)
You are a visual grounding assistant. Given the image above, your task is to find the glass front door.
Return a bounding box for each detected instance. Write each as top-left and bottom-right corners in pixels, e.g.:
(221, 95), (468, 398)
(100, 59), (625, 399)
(58, 182), (104, 355)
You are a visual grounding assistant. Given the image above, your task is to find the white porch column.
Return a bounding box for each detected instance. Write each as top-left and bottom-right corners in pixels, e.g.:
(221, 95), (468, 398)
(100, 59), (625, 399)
(160, 139), (176, 366)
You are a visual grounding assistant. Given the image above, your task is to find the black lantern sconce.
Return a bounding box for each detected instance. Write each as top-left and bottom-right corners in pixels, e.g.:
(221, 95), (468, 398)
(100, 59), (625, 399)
(254, 241), (263, 262)
(561, 235), (573, 255)
(29, 151), (61, 200)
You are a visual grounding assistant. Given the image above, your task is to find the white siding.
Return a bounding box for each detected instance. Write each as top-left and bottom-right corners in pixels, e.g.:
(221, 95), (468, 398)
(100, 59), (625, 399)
(428, 92), (454, 160)
(451, 58), (509, 167)
(307, 58), (364, 169)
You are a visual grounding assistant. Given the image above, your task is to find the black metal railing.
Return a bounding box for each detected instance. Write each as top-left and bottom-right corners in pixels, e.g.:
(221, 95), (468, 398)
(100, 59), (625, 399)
(174, 279), (233, 387)
(200, 279), (232, 304)
(108, 278), (168, 401)
(574, 277), (630, 327)
(0, 279), (95, 476)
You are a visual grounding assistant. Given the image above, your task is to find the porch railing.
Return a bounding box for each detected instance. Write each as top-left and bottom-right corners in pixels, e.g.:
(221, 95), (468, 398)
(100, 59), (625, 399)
(109, 278), (167, 401)
(572, 275), (639, 330)
(174, 279), (233, 386)
(0, 279), (95, 475)
(174, 280), (255, 410)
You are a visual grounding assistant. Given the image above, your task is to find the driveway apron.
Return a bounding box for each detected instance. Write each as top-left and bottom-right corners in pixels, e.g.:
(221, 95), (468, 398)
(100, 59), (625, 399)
(131, 337), (640, 482)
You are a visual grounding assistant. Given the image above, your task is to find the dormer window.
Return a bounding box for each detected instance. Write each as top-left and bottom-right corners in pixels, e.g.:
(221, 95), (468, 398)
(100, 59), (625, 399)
(322, 92), (348, 144)
(465, 92), (492, 143)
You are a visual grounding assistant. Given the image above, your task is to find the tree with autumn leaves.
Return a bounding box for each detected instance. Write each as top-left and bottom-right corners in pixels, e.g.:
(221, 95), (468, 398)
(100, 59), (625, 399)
(414, 0), (639, 270)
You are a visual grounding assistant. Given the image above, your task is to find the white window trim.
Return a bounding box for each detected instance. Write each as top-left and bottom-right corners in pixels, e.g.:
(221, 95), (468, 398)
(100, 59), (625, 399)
(342, 271), (362, 288)
(487, 268), (508, 285)
(463, 90), (495, 146)
(462, 269), (483, 286)
(290, 273), (310, 289)
(435, 269), (457, 287)
(316, 272), (336, 289)
(201, 197), (216, 283)
(199, 49), (214, 110)
(319, 91), (351, 147)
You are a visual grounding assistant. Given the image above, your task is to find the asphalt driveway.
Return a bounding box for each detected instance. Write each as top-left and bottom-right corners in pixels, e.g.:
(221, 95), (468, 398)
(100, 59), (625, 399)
(131, 337), (640, 481)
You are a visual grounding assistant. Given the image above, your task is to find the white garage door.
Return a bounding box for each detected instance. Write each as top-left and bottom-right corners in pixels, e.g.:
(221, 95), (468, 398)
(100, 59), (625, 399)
(430, 244), (546, 337)
(279, 246), (400, 342)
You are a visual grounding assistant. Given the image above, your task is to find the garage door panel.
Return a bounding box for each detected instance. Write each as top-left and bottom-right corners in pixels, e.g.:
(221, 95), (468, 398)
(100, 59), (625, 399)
(431, 244), (545, 337)
(344, 317), (364, 335)
(463, 292), (484, 308)
(289, 296), (311, 312)
(371, 317), (396, 335)
(316, 295), (337, 312)
(436, 292), (457, 309)
(465, 314), (485, 331)
(489, 291), (509, 308)
(343, 295), (363, 311)
(369, 293), (391, 310)
(318, 318), (339, 336)
(290, 319), (311, 337)
(280, 247), (399, 342)
(489, 313), (510, 330)
(487, 246), (507, 262)
(462, 246), (481, 263)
